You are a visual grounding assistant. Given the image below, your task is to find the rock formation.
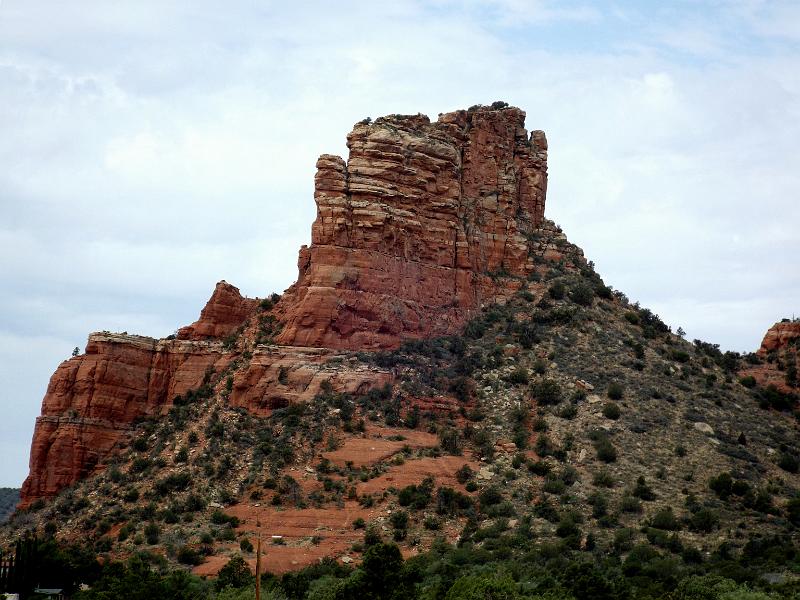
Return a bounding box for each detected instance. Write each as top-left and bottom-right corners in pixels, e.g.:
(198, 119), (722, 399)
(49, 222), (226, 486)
(20, 333), (232, 505)
(177, 281), (259, 341)
(739, 319), (800, 393)
(19, 104), (548, 507)
(276, 105), (547, 349)
(756, 320), (800, 356)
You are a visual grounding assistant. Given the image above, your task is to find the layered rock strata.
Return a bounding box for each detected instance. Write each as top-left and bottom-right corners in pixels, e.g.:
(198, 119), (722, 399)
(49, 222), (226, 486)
(20, 333), (231, 506)
(276, 105), (547, 349)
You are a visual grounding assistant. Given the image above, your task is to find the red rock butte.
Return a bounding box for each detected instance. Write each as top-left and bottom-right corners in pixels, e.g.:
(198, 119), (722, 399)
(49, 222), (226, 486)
(19, 104), (549, 507)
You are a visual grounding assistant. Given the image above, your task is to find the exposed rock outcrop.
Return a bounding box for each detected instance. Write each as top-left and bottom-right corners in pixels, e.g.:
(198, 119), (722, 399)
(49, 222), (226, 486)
(740, 320), (800, 394)
(276, 105), (547, 349)
(20, 333), (232, 506)
(177, 281), (258, 341)
(757, 320), (800, 356)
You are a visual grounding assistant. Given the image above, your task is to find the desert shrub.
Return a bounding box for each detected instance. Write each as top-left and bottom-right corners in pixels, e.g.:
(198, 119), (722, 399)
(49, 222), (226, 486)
(709, 472), (733, 500)
(532, 379), (562, 405)
(593, 469), (615, 488)
(632, 476), (656, 501)
(436, 486), (473, 515)
(671, 349), (691, 363)
(144, 522), (160, 545)
(602, 402), (621, 420)
(594, 436), (617, 463)
(508, 367), (529, 385)
(239, 538), (253, 553)
(621, 495), (642, 513)
(739, 375), (756, 388)
(607, 382), (624, 400)
(559, 404), (578, 420)
(570, 283), (594, 306)
(778, 452), (799, 474)
(397, 477), (434, 509)
(690, 508), (719, 532)
(211, 510), (240, 527)
(154, 472), (191, 496)
(177, 545), (204, 566)
(478, 486), (503, 509)
(548, 281), (566, 300)
(389, 510), (409, 530)
(216, 555), (253, 590)
(650, 508), (680, 531)
(455, 464), (474, 484)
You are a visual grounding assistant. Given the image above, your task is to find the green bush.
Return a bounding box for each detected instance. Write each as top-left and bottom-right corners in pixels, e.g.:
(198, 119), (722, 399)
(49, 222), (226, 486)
(650, 508), (680, 531)
(607, 382), (624, 400)
(690, 508), (719, 532)
(592, 470), (615, 488)
(570, 283), (594, 306)
(602, 402), (621, 420)
(778, 452), (799, 474)
(389, 510), (409, 530)
(177, 545), (204, 566)
(508, 367), (529, 385)
(548, 281), (566, 300)
(594, 437), (617, 463)
(532, 379), (562, 405)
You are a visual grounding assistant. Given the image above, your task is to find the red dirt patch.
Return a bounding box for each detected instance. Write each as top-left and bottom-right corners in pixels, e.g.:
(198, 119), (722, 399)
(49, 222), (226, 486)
(357, 455), (480, 495)
(322, 427), (439, 468)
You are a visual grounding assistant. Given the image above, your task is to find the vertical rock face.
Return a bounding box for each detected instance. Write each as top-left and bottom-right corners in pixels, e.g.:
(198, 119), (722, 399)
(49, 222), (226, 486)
(276, 105), (547, 349)
(177, 281), (258, 340)
(19, 334), (232, 507)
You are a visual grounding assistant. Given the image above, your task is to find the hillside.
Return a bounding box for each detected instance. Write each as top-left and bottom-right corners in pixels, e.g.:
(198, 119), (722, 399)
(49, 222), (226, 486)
(0, 489), (19, 523)
(1, 104), (799, 599)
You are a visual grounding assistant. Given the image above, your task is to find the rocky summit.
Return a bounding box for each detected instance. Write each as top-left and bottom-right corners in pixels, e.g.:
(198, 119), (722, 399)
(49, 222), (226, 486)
(4, 104), (800, 598)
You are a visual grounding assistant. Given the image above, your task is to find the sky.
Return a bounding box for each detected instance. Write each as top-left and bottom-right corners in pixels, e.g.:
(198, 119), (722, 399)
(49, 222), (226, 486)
(1, 0), (798, 487)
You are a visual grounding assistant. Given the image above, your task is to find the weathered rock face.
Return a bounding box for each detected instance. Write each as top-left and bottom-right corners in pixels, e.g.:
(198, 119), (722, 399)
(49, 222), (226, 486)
(177, 281), (258, 340)
(276, 105), (547, 350)
(228, 346), (391, 416)
(739, 320), (800, 394)
(757, 321), (800, 356)
(19, 334), (232, 507)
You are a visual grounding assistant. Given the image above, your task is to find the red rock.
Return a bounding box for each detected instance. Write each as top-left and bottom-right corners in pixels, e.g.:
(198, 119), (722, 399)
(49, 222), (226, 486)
(276, 105), (547, 349)
(756, 320), (800, 356)
(738, 320), (800, 395)
(19, 333), (232, 508)
(228, 346), (392, 416)
(177, 281), (258, 340)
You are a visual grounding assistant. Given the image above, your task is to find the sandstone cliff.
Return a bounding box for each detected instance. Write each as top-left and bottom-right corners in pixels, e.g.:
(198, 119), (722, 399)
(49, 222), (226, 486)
(277, 106), (548, 349)
(740, 319), (800, 393)
(19, 103), (548, 507)
(21, 334), (231, 504)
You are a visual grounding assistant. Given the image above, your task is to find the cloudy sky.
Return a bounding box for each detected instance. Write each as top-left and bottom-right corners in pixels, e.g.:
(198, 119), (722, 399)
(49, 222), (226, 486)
(1, 0), (798, 487)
